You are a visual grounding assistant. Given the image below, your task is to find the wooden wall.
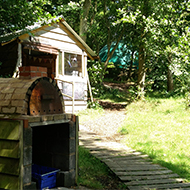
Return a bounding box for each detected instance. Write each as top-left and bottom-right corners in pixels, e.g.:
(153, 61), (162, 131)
(19, 23), (84, 56)
(0, 120), (23, 190)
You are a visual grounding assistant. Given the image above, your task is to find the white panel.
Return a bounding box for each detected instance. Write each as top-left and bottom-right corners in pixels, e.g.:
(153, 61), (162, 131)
(31, 36), (83, 54)
(50, 27), (68, 35)
(57, 75), (87, 82)
(39, 32), (74, 43)
(64, 101), (87, 113)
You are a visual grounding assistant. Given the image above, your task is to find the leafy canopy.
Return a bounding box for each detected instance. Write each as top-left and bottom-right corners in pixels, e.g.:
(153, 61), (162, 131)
(0, 0), (53, 35)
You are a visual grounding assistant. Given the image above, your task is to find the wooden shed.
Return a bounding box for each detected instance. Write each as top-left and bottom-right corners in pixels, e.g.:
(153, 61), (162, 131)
(0, 17), (97, 113)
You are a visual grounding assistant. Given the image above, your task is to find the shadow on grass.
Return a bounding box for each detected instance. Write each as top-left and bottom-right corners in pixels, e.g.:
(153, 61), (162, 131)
(133, 142), (190, 182)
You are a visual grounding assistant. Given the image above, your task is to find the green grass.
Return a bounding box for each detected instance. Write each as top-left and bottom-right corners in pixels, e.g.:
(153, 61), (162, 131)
(119, 97), (190, 181)
(78, 146), (108, 189)
(78, 146), (126, 189)
(99, 87), (131, 103)
(77, 107), (104, 124)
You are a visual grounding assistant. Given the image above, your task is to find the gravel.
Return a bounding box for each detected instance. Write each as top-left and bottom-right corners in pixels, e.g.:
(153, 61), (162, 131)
(80, 109), (127, 142)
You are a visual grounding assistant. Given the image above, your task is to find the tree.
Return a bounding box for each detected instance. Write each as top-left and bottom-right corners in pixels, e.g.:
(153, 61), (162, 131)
(145, 0), (190, 93)
(87, 1), (128, 82)
(2, 0), (189, 97)
(118, 0), (190, 96)
(50, 0), (190, 96)
(0, 0), (53, 36)
(79, 0), (91, 42)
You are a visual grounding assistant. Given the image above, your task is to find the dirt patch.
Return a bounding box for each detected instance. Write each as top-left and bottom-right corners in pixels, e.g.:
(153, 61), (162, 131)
(103, 81), (134, 91)
(98, 100), (127, 111)
(95, 175), (126, 189)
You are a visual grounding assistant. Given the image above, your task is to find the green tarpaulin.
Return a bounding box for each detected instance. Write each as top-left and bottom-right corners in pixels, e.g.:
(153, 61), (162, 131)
(99, 42), (138, 68)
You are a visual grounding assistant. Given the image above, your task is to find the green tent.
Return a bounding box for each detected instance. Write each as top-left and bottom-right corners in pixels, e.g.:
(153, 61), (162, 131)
(99, 42), (138, 68)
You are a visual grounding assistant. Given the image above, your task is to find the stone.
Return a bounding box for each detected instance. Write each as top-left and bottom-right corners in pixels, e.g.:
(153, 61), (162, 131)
(23, 146), (32, 166)
(23, 182), (36, 189)
(57, 170), (76, 187)
(23, 165), (32, 184)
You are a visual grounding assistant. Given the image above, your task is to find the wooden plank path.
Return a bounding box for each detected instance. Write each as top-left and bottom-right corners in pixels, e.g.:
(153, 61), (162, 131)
(79, 129), (190, 190)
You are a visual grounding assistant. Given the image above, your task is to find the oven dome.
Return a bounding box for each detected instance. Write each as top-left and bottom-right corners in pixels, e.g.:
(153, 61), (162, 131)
(0, 77), (65, 115)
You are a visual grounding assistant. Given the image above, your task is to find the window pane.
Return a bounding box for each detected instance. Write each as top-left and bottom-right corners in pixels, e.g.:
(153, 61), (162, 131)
(64, 53), (82, 76)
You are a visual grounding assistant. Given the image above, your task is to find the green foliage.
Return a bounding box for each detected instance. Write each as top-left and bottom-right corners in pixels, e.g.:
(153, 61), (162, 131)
(0, 0), (53, 35)
(119, 128), (129, 135)
(98, 87), (131, 103)
(117, 0), (190, 95)
(2, 0), (190, 97)
(87, 60), (137, 102)
(87, 100), (103, 110)
(128, 85), (139, 100)
(87, 60), (107, 97)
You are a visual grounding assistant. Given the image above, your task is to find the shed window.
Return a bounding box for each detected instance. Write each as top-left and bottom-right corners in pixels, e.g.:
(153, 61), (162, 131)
(64, 53), (82, 76)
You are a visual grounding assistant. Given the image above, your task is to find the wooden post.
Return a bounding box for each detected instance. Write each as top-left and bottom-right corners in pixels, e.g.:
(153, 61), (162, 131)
(75, 116), (79, 184)
(72, 81), (75, 114)
(87, 71), (93, 103)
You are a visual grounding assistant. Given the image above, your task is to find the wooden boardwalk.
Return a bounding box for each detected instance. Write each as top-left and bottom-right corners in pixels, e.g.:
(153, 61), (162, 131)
(79, 129), (190, 190)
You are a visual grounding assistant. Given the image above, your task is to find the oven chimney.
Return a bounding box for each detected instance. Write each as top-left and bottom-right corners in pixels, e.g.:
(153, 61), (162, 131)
(19, 66), (47, 79)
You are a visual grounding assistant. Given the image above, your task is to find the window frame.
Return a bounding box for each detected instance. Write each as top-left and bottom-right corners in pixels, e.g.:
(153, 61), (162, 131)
(63, 51), (83, 77)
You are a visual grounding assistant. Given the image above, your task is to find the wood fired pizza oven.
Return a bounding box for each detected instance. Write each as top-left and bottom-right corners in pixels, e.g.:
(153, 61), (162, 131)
(0, 73), (78, 190)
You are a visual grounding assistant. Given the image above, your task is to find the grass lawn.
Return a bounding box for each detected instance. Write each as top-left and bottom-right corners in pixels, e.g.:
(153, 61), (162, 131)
(119, 96), (190, 181)
(78, 146), (126, 189)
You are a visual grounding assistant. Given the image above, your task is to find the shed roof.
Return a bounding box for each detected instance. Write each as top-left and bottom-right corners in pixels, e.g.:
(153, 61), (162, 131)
(0, 16), (98, 60)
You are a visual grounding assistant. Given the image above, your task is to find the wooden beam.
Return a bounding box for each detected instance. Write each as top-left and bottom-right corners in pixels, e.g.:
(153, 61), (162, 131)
(0, 140), (19, 158)
(0, 157), (19, 175)
(0, 174), (19, 189)
(0, 121), (20, 140)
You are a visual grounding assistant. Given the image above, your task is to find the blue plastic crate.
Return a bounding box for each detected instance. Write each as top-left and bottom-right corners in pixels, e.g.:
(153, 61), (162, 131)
(32, 164), (60, 190)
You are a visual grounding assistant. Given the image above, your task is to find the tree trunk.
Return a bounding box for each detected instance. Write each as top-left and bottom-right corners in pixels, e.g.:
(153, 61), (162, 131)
(100, 26), (125, 81)
(137, 0), (150, 98)
(137, 45), (146, 98)
(79, 0), (91, 42)
(167, 67), (174, 92)
(126, 50), (135, 81)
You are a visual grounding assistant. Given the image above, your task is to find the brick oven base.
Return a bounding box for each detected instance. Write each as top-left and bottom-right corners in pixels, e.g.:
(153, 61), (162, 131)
(0, 114), (79, 190)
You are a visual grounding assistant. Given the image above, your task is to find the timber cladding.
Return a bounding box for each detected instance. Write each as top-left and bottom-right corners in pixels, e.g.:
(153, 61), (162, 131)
(0, 119), (23, 189)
